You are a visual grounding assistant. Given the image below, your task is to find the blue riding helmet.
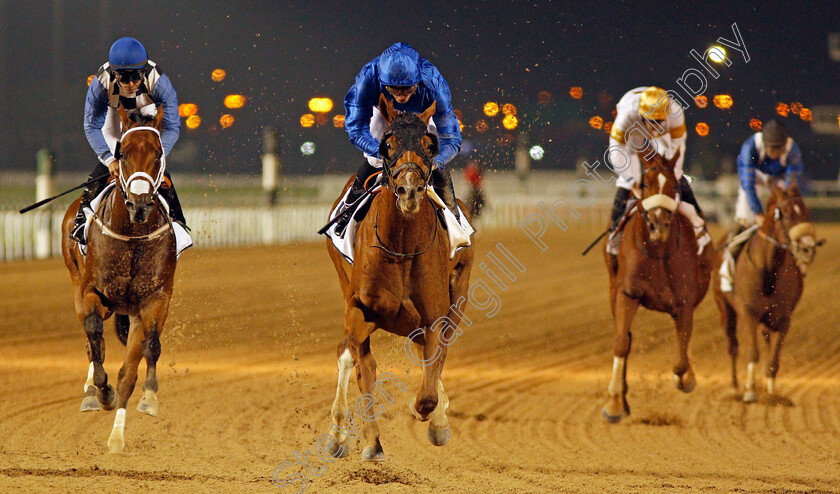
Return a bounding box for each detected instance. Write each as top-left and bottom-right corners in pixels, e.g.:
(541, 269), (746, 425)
(377, 43), (422, 87)
(109, 37), (148, 70)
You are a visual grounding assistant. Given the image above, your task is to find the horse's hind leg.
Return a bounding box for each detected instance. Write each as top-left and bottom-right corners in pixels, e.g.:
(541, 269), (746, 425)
(108, 318), (144, 454)
(671, 308), (697, 393)
(603, 291), (637, 423)
(716, 296), (739, 388)
(765, 319), (790, 396)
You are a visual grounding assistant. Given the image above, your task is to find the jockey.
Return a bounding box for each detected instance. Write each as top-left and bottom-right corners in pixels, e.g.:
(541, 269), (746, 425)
(337, 42), (462, 233)
(72, 37), (186, 245)
(606, 86), (711, 254)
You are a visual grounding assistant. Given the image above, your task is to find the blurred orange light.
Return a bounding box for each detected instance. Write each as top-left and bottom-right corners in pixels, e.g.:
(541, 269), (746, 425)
(569, 87), (583, 99)
(483, 102), (499, 117)
(589, 116), (603, 130)
(790, 102), (803, 115)
(219, 114), (234, 128)
(185, 115), (201, 129)
(695, 122), (709, 136)
(502, 115), (518, 130)
(603, 121), (613, 134)
(453, 109), (463, 121)
(211, 69), (226, 82)
(502, 103), (517, 116)
(476, 119), (489, 132)
(333, 115), (345, 128)
(776, 103), (790, 117)
(86, 75), (95, 86)
(178, 103), (198, 118)
(799, 108), (812, 122)
(695, 95), (708, 107)
(538, 91), (552, 104)
(315, 113), (329, 126)
(308, 97), (333, 113)
(713, 94), (733, 109)
(224, 95), (246, 109)
(300, 114), (315, 128)
(749, 118), (762, 131)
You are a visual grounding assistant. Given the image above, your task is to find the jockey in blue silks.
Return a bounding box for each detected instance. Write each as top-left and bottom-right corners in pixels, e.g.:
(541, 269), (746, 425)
(336, 42), (462, 233)
(72, 37), (186, 244)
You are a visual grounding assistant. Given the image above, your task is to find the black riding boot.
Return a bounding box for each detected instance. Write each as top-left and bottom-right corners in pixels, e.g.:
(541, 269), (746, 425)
(334, 160), (379, 235)
(71, 163), (110, 245)
(725, 223), (749, 258)
(159, 172), (188, 230)
(678, 176), (704, 218)
(609, 187), (631, 231)
(432, 166), (460, 220)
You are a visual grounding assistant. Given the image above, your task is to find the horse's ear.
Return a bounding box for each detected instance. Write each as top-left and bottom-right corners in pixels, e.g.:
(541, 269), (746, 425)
(419, 101), (436, 125)
(668, 149), (681, 169)
(788, 179), (800, 196)
(631, 182), (642, 199)
(378, 93), (397, 124)
(152, 105), (164, 130)
(118, 105), (131, 130)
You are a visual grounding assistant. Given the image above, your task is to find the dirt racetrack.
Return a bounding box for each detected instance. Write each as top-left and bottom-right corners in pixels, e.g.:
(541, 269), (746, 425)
(1, 224), (839, 493)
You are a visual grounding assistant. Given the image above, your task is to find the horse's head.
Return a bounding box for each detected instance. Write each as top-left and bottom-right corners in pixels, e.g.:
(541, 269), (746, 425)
(377, 94), (438, 216)
(634, 150), (681, 243)
(765, 182), (824, 273)
(115, 105), (166, 224)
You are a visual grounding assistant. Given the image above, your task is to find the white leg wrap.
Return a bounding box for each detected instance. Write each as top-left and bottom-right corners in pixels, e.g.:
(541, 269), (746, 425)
(84, 362), (95, 393)
(608, 357), (626, 396)
(767, 377), (776, 395)
(719, 250), (735, 293)
(745, 362), (756, 391)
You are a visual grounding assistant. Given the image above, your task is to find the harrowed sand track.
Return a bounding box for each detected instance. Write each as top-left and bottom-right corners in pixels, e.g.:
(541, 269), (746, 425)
(1, 224), (839, 493)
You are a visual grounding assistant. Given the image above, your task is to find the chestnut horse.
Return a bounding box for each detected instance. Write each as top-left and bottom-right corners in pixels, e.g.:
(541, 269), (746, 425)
(325, 95), (474, 461)
(713, 184), (823, 403)
(602, 150), (713, 423)
(61, 106), (177, 453)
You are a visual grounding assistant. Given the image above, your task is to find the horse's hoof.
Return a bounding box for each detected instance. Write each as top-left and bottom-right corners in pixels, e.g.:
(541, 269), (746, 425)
(99, 385), (119, 411)
(326, 440), (349, 459)
(361, 445), (386, 462)
(107, 429), (125, 454)
(673, 371), (697, 394)
(80, 390), (101, 412)
(428, 424), (451, 446)
(136, 390), (159, 417)
(602, 407), (624, 423)
(743, 390), (758, 403)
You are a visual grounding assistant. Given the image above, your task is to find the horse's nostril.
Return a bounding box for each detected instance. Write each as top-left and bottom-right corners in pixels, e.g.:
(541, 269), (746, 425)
(416, 186), (424, 193)
(397, 186), (406, 196)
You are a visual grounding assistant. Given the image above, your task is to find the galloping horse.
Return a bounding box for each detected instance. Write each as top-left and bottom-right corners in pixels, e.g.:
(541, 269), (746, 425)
(602, 150), (713, 423)
(61, 105), (177, 453)
(325, 95), (474, 460)
(713, 184), (822, 403)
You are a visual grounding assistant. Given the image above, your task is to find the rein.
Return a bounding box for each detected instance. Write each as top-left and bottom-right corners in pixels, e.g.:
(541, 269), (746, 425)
(372, 194), (439, 259)
(89, 186), (171, 243)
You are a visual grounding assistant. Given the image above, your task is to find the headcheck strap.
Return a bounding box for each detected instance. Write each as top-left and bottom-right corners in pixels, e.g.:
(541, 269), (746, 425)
(641, 193), (680, 212)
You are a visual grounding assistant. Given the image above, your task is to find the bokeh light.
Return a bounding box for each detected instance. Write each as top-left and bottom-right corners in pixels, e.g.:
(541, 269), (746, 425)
(219, 114), (234, 128)
(749, 118), (762, 131)
(315, 113), (329, 126)
(708, 46), (726, 63)
(537, 91), (552, 104)
(529, 145), (544, 160)
(454, 109), (463, 121)
(211, 69), (226, 82)
(695, 122), (709, 136)
(589, 116), (603, 130)
(185, 115), (201, 129)
(333, 115), (345, 128)
(713, 94), (733, 109)
(224, 94), (247, 109)
(776, 103), (790, 117)
(799, 108), (812, 122)
(790, 102), (803, 115)
(603, 121), (613, 134)
(502, 115), (518, 130)
(308, 97), (333, 113)
(300, 114), (315, 128)
(695, 95), (708, 107)
(476, 119), (489, 133)
(178, 103), (198, 118)
(300, 142), (316, 156)
(502, 103), (517, 116)
(86, 75), (95, 86)
(483, 102), (499, 117)
(569, 86), (583, 99)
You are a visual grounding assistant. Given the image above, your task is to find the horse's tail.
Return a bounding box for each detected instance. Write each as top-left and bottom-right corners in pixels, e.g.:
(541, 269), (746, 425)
(115, 315), (129, 346)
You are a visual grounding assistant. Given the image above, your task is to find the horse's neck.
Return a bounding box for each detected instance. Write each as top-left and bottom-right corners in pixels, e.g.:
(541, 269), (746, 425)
(372, 191), (433, 248)
(748, 219), (788, 273)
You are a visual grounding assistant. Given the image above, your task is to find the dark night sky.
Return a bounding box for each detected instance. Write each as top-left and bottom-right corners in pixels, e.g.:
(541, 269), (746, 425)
(1, 0), (839, 177)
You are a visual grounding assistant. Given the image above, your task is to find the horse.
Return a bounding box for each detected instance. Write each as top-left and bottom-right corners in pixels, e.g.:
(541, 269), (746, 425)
(324, 94), (474, 461)
(61, 105), (177, 453)
(713, 183), (823, 403)
(601, 150), (714, 423)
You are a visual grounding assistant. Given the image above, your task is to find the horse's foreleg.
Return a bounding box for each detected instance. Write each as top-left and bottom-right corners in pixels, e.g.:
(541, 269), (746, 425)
(603, 291), (637, 423)
(355, 337), (385, 461)
(108, 319), (144, 454)
(717, 297), (739, 388)
(137, 293), (169, 418)
(765, 320), (790, 396)
(740, 314), (760, 403)
(81, 291), (117, 412)
(671, 308), (697, 393)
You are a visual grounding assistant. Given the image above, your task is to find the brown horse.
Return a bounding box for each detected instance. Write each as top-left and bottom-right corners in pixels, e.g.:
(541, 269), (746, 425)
(602, 150), (714, 422)
(325, 95), (474, 461)
(713, 183), (823, 403)
(61, 105), (177, 453)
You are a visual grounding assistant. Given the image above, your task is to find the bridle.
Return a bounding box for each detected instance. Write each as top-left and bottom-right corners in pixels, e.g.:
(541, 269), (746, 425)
(636, 165), (681, 227)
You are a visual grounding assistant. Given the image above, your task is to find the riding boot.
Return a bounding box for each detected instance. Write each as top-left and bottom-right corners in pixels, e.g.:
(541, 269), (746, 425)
(334, 160), (379, 236)
(160, 172), (188, 230)
(71, 163), (110, 245)
(609, 187), (632, 232)
(678, 176), (704, 219)
(432, 166), (460, 221)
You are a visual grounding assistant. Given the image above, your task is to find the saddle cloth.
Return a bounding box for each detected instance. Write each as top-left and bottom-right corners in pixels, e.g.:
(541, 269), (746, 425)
(324, 181), (474, 264)
(79, 183), (193, 259)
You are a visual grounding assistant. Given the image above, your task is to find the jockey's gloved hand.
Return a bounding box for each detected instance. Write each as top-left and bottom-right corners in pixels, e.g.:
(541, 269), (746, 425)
(107, 158), (119, 176)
